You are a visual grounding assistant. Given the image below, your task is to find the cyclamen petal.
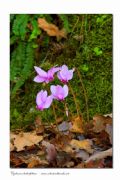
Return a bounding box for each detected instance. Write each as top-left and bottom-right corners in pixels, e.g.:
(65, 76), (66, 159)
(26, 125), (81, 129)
(48, 67), (61, 76)
(34, 66), (47, 77)
(44, 95), (53, 108)
(63, 85), (68, 97)
(50, 85), (57, 96)
(34, 66), (60, 83)
(66, 69), (74, 80)
(62, 65), (68, 72)
(41, 90), (47, 102)
(36, 90), (44, 106)
(36, 90), (53, 110)
(57, 64), (74, 83)
(34, 75), (46, 83)
(50, 85), (69, 101)
(57, 71), (63, 81)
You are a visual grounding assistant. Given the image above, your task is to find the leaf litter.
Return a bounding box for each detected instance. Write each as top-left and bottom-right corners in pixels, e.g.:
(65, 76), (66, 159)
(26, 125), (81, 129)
(10, 114), (112, 168)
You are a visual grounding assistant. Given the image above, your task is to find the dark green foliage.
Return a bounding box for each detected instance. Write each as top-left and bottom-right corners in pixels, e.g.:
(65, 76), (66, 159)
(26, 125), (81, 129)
(58, 14), (70, 32)
(29, 19), (41, 41)
(12, 14), (30, 40)
(11, 42), (34, 95)
(10, 14), (112, 130)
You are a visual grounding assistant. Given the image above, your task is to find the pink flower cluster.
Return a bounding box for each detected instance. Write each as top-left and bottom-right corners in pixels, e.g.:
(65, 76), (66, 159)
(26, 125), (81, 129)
(34, 65), (74, 110)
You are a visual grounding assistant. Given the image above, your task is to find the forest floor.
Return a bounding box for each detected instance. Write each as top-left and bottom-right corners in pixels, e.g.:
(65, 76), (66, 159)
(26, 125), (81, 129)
(10, 114), (112, 168)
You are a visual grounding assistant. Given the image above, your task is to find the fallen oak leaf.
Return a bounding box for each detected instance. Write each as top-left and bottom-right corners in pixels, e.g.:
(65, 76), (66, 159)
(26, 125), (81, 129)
(27, 157), (48, 168)
(38, 18), (67, 39)
(10, 132), (17, 140)
(70, 116), (84, 134)
(63, 144), (74, 154)
(92, 131), (110, 148)
(70, 139), (93, 154)
(93, 115), (106, 133)
(93, 114), (112, 133)
(51, 133), (71, 150)
(13, 131), (43, 152)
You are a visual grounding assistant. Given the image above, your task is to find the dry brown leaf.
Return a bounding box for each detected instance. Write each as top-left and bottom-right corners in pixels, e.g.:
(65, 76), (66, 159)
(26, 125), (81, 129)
(25, 156), (48, 168)
(75, 159), (105, 168)
(70, 116), (84, 133)
(93, 114), (112, 133)
(70, 139), (93, 153)
(27, 157), (48, 168)
(36, 126), (44, 134)
(63, 145), (74, 154)
(35, 117), (45, 134)
(38, 18), (66, 39)
(93, 115), (106, 132)
(27, 158), (40, 168)
(63, 161), (74, 168)
(10, 153), (26, 167)
(12, 132), (43, 151)
(85, 159), (105, 168)
(105, 124), (112, 144)
(56, 151), (71, 167)
(10, 132), (17, 140)
(10, 143), (15, 152)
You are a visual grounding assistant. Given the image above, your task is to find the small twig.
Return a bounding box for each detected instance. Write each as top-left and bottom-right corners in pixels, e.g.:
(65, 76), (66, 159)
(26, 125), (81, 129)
(64, 100), (69, 118)
(76, 68), (89, 121)
(68, 82), (83, 120)
(85, 148), (112, 163)
(71, 16), (79, 34)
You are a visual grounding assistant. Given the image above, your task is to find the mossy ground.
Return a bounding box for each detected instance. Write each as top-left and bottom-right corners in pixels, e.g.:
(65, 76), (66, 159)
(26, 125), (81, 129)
(10, 14), (112, 130)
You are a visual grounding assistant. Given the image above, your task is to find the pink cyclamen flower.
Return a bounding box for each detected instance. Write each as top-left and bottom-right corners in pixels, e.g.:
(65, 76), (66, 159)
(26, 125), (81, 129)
(36, 90), (53, 110)
(57, 64), (74, 83)
(50, 84), (68, 101)
(34, 66), (60, 83)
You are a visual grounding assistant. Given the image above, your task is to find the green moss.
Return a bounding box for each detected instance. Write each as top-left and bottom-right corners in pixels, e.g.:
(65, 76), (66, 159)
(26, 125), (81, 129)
(10, 14), (112, 130)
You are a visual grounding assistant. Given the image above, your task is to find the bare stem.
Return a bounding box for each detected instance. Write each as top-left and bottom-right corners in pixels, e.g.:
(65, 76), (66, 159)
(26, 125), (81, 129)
(52, 103), (58, 127)
(54, 104), (73, 120)
(76, 68), (89, 121)
(68, 82), (83, 120)
(71, 16), (79, 34)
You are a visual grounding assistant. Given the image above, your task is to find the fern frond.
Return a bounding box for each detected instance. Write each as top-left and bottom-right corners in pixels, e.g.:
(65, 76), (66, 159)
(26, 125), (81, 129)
(12, 14), (29, 40)
(10, 42), (26, 81)
(11, 42), (34, 95)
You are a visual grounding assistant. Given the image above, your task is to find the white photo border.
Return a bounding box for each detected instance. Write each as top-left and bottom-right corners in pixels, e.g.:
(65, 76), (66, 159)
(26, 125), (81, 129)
(0, 0), (120, 179)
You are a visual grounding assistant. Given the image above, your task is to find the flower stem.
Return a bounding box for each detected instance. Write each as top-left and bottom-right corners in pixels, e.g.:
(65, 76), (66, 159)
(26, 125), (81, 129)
(52, 103), (58, 128)
(76, 68), (89, 121)
(68, 82), (83, 120)
(54, 104), (73, 120)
